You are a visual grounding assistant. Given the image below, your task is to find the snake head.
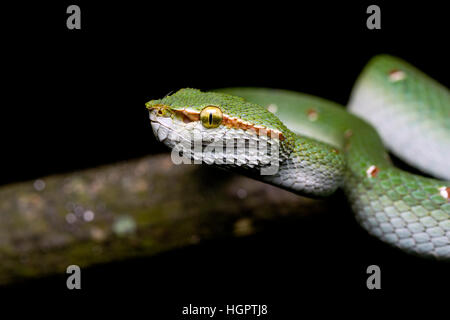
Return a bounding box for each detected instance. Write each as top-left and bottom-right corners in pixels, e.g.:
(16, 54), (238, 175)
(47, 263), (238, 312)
(146, 88), (293, 171)
(147, 88), (345, 197)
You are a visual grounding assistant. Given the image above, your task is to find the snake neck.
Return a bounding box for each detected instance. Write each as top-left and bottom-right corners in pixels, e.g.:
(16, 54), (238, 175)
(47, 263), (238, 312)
(262, 135), (346, 197)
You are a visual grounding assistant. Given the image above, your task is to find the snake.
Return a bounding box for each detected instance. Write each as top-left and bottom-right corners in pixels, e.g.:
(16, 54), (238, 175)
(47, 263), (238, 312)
(146, 55), (450, 259)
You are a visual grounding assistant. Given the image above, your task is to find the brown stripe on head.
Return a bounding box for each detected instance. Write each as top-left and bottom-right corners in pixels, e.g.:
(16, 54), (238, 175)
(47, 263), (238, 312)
(175, 109), (200, 123)
(222, 116), (285, 140)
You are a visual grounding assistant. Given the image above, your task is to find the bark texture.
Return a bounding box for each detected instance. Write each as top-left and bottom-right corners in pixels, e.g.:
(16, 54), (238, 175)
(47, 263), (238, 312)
(0, 154), (331, 285)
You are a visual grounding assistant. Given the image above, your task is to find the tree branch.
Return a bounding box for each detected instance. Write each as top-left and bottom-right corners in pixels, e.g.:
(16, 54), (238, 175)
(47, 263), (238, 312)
(0, 154), (330, 285)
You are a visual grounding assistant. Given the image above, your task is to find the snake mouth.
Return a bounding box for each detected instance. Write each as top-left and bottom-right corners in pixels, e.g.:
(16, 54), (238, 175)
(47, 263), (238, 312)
(149, 108), (199, 145)
(149, 110), (176, 143)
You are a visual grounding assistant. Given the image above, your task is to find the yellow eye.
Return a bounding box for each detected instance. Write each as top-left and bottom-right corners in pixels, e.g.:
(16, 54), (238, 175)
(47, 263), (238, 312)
(200, 106), (223, 128)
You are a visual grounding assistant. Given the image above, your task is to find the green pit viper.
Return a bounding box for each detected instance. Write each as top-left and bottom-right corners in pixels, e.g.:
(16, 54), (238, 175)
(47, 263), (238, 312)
(146, 55), (450, 259)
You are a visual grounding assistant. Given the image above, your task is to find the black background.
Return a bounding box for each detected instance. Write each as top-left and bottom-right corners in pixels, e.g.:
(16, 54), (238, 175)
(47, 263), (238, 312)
(1, 0), (449, 316)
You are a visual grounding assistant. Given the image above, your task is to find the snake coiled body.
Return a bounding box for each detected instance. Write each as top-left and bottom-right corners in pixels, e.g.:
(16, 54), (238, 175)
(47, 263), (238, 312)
(146, 55), (450, 259)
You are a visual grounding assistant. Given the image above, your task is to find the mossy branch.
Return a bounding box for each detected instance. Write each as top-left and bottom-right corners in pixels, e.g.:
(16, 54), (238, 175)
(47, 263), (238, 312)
(0, 154), (330, 285)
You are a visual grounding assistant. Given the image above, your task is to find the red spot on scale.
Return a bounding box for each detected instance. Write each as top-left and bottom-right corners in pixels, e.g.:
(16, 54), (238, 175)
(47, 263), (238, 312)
(366, 165), (380, 178)
(388, 69), (406, 82)
(439, 186), (450, 201)
(306, 109), (319, 121)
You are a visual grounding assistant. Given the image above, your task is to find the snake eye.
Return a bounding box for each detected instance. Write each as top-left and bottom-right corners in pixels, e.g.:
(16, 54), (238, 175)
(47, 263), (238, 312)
(200, 106), (223, 128)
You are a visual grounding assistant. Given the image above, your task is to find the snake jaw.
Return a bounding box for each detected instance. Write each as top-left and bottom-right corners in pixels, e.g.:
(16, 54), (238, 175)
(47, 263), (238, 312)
(149, 111), (169, 142)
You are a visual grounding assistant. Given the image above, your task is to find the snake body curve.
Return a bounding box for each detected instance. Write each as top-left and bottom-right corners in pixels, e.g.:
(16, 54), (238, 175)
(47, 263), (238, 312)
(146, 55), (450, 259)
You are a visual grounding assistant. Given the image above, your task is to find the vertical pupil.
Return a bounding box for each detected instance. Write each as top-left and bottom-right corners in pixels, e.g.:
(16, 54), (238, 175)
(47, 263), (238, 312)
(209, 112), (213, 125)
